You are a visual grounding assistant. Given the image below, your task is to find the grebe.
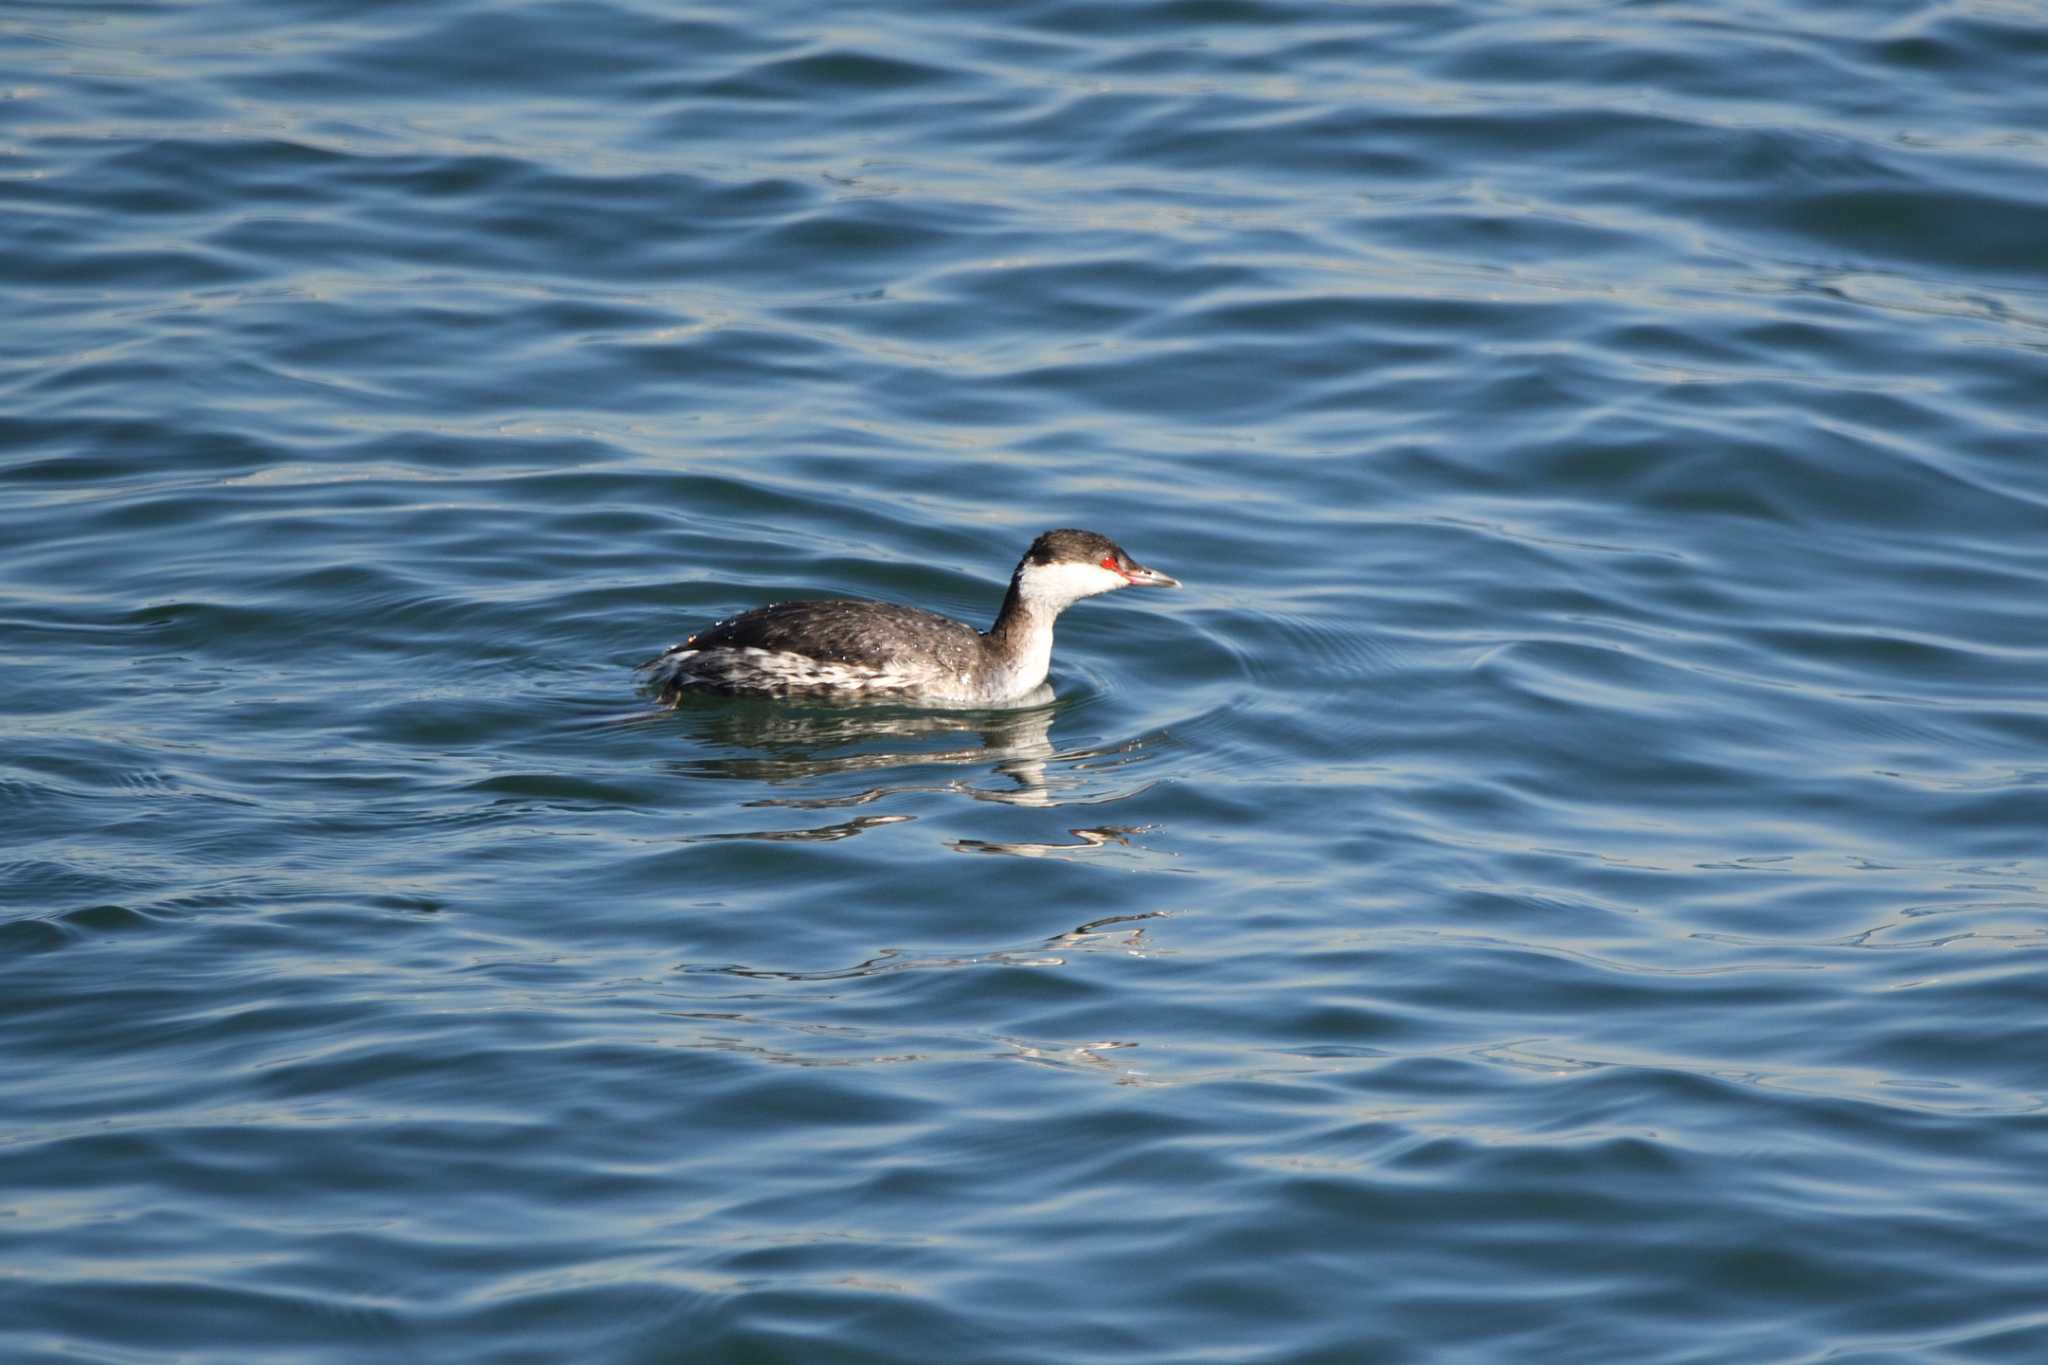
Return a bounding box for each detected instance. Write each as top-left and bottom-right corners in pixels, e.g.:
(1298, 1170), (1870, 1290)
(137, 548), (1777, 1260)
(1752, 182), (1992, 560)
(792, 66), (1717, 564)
(639, 529), (1179, 705)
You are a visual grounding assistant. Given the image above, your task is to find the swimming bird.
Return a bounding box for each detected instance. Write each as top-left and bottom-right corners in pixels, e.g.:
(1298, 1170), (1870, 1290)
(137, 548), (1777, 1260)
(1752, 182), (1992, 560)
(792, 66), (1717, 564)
(639, 529), (1179, 705)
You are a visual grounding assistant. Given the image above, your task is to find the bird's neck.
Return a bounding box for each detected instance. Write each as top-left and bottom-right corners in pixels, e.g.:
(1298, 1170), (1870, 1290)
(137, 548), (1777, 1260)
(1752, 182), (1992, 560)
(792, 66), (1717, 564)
(986, 578), (1063, 687)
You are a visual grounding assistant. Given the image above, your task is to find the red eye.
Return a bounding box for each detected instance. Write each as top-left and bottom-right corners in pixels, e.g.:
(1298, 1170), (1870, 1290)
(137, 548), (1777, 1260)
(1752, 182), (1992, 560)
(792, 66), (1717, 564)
(1100, 556), (1118, 571)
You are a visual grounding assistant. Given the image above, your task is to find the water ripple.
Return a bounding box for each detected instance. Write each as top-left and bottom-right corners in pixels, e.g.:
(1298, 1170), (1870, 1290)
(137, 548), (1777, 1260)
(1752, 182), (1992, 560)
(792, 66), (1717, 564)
(10, 0), (2048, 1359)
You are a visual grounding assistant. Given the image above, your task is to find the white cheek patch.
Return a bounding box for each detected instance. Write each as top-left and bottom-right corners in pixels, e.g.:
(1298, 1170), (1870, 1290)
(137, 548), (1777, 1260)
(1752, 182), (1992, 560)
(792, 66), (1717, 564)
(1017, 559), (1127, 606)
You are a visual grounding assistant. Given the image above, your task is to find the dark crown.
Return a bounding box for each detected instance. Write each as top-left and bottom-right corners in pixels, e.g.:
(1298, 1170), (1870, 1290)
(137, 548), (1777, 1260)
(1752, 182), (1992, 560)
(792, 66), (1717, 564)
(1021, 528), (1124, 569)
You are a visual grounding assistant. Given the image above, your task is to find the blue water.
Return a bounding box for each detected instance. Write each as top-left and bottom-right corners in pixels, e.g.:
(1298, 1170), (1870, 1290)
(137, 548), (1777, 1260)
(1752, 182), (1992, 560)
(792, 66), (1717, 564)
(8, 1), (2048, 1360)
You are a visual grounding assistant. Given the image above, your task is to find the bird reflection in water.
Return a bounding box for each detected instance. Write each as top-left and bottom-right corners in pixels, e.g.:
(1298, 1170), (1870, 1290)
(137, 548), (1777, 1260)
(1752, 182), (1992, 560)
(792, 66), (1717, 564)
(657, 689), (1165, 845)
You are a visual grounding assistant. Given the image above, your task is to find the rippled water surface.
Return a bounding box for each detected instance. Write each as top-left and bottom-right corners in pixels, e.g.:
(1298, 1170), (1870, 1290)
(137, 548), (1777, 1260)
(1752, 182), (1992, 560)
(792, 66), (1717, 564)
(8, 1), (2048, 1360)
